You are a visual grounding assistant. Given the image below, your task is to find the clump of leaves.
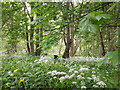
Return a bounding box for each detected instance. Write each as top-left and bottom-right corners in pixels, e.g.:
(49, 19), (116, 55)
(97, 50), (120, 67)
(79, 11), (112, 32)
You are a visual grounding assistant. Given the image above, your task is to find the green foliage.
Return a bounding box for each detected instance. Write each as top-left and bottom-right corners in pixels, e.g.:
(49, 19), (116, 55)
(79, 11), (112, 32)
(107, 3), (119, 12)
(105, 50), (120, 66)
(2, 2), (27, 53)
(1, 2), (118, 57)
(96, 14), (112, 21)
(97, 50), (120, 67)
(40, 35), (60, 51)
(96, 59), (106, 67)
(1, 56), (119, 88)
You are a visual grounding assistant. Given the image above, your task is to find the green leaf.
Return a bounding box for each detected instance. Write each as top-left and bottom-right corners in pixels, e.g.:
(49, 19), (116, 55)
(79, 22), (98, 32)
(107, 3), (118, 12)
(105, 50), (120, 66)
(96, 59), (106, 67)
(36, 23), (42, 28)
(89, 11), (103, 15)
(96, 14), (112, 21)
(86, 14), (96, 20)
(30, 20), (37, 25)
(88, 24), (99, 32)
(80, 18), (87, 23)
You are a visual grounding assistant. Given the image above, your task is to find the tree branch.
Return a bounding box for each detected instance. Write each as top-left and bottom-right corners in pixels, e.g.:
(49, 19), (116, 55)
(22, 2), (31, 21)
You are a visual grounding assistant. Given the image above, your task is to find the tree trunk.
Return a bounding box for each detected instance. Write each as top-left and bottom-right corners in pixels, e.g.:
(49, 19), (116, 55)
(118, 2), (120, 51)
(26, 31), (30, 53)
(98, 29), (106, 56)
(58, 38), (63, 55)
(92, 34), (95, 56)
(23, 2), (33, 54)
(62, 2), (72, 58)
(69, 2), (83, 56)
(73, 40), (81, 55)
(62, 26), (71, 58)
(70, 27), (75, 57)
(25, 21), (30, 53)
(69, 2), (75, 57)
(23, 2), (30, 53)
(35, 27), (43, 56)
(30, 17), (34, 53)
(35, 28), (40, 56)
(107, 28), (111, 52)
(70, 41), (74, 57)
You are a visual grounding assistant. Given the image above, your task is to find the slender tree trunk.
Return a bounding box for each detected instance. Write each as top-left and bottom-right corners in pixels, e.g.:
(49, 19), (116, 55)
(35, 28), (40, 56)
(73, 40), (81, 56)
(98, 29), (106, 56)
(62, 2), (72, 58)
(70, 27), (75, 57)
(92, 34), (95, 56)
(23, 2), (30, 53)
(23, 2), (33, 54)
(107, 28), (111, 52)
(69, 2), (75, 57)
(62, 26), (71, 58)
(35, 27), (43, 56)
(30, 16), (34, 53)
(118, 2), (120, 51)
(26, 31), (30, 53)
(58, 38), (63, 55)
(70, 2), (83, 56)
(25, 21), (30, 53)
(30, 33), (34, 53)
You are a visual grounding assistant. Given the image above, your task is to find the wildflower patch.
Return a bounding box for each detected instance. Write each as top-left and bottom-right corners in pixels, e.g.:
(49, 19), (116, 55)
(1, 56), (119, 88)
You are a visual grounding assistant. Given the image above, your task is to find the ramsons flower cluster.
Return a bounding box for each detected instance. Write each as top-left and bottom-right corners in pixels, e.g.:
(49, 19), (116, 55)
(47, 70), (66, 76)
(34, 56), (52, 63)
(64, 56), (104, 62)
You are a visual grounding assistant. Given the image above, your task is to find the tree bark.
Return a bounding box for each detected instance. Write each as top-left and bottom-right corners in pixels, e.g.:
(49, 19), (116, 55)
(26, 27), (30, 53)
(118, 2), (120, 51)
(98, 29), (106, 56)
(35, 27), (43, 56)
(107, 28), (111, 52)
(35, 28), (40, 56)
(73, 40), (81, 55)
(58, 38), (63, 55)
(69, 2), (75, 57)
(23, 2), (30, 53)
(30, 16), (34, 53)
(92, 34), (95, 56)
(62, 2), (72, 58)
(62, 26), (72, 58)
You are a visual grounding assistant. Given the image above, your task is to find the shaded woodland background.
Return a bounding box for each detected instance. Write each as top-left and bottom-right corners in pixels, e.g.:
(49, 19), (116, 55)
(0, 2), (119, 58)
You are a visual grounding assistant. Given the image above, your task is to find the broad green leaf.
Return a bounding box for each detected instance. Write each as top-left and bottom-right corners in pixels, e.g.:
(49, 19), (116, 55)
(105, 50), (120, 66)
(30, 20), (37, 25)
(96, 59), (106, 67)
(89, 11), (103, 15)
(88, 24), (99, 32)
(86, 14), (96, 20)
(80, 18), (87, 23)
(36, 23), (42, 28)
(96, 14), (112, 21)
